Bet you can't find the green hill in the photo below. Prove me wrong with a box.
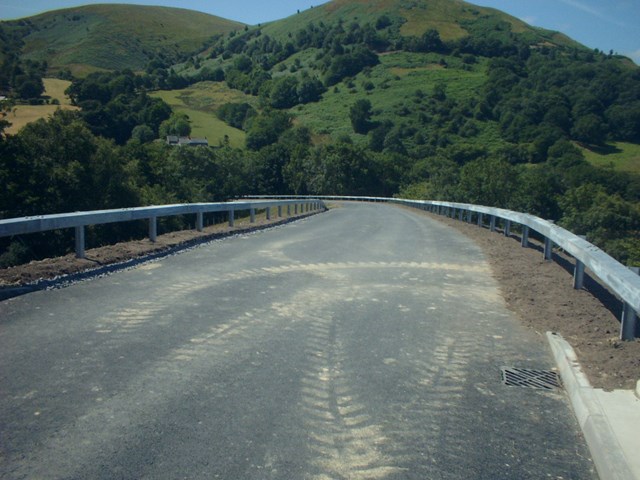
[164,0,591,148]
[261,0,581,47]
[2,4,245,75]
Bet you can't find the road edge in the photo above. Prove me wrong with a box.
[0,211,324,302]
[546,331,636,480]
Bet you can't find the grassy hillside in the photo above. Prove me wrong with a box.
[294,50,488,139]
[150,81,253,148]
[262,0,580,46]
[581,143,640,174]
[5,5,245,75]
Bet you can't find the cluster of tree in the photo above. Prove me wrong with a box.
[0,109,300,266]
[268,73,326,108]
[205,18,393,93]
[485,53,640,149]
[0,23,45,101]
[1,102,639,268]
[337,57,640,167]
[399,140,640,265]
[216,102,256,129]
[65,70,172,144]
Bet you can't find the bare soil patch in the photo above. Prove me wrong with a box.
[418,209,640,391]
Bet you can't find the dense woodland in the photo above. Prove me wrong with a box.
[1,8,639,268]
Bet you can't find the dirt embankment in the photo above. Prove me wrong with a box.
[420,210,640,391]
[0,212,312,288]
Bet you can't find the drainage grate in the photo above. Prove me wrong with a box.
[501,367,562,390]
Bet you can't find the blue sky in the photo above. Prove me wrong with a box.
[1,0,638,63]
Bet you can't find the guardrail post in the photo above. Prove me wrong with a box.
[149,217,157,242]
[521,226,530,247]
[477,213,483,227]
[544,237,553,260]
[266,207,271,220]
[196,212,203,232]
[573,236,587,289]
[490,216,496,232]
[574,260,585,290]
[250,208,256,223]
[504,220,511,237]
[620,267,640,340]
[466,210,472,223]
[458,209,464,221]
[295,204,298,215]
[75,226,85,259]
[287,204,291,216]
[229,210,235,227]
[278,205,283,217]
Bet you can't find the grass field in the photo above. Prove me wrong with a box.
[5,78,78,135]
[41,78,74,106]
[150,82,253,148]
[580,142,640,174]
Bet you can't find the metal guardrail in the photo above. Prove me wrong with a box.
[1,194,638,339]
[249,195,640,340]
[0,199,325,259]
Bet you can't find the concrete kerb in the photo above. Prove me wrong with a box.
[546,332,638,480]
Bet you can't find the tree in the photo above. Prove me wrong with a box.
[420,29,444,52]
[270,76,299,109]
[558,185,640,262]
[571,113,606,145]
[457,157,519,207]
[376,15,392,30]
[297,75,326,104]
[606,103,640,142]
[303,143,380,195]
[350,99,374,134]
[130,125,155,144]
[217,103,256,130]
[245,110,292,150]
[14,77,44,100]
[159,113,191,138]
[324,46,379,86]
[512,165,563,220]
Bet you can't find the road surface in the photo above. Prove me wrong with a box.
[0,202,596,479]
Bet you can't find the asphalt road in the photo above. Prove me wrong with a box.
[0,202,597,479]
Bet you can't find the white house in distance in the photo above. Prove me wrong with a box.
[166,135,209,147]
